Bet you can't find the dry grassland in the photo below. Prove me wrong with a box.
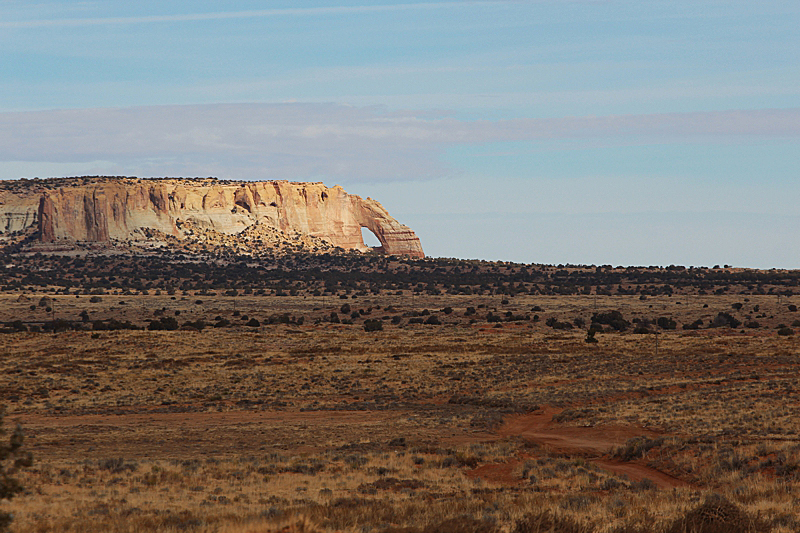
[1,290,799,533]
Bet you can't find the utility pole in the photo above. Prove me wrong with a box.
[655,327,659,358]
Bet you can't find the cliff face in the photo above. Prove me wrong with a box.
[0,178,424,258]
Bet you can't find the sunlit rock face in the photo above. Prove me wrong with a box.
[0,177,424,258]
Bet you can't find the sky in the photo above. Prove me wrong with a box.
[2,1,799,267]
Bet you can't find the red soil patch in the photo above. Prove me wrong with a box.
[497,408,659,455]
[466,459,523,485]
[494,407,689,489]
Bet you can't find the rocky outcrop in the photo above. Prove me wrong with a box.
[0,177,424,258]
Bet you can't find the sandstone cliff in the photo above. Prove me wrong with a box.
[0,177,424,258]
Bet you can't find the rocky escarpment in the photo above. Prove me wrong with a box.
[0,177,424,258]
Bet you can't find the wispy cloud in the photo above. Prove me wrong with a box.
[0,103,797,181]
[1,2,514,29]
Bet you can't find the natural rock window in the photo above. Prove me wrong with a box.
[361,227,381,248]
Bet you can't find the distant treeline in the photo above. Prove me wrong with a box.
[1,252,798,296]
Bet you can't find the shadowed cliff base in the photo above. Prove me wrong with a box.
[0,176,424,259]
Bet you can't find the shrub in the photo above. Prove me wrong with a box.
[591,310,630,332]
[2,321,27,333]
[98,458,137,474]
[630,478,657,491]
[613,436,664,461]
[92,319,140,331]
[656,316,677,330]
[664,494,769,533]
[546,317,573,330]
[424,315,441,325]
[710,312,741,329]
[246,318,261,327]
[42,319,75,333]
[182,320,206,331]
[683,319,704,330]
[777,327,794,336]
[363,319,383,332]
[147,316,179,331]
[1,407,33,532]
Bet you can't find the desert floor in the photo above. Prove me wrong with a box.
[1,288,799,532]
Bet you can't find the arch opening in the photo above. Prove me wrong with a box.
[361,226,382,249]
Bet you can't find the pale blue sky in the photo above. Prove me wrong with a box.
[2,1,799,266]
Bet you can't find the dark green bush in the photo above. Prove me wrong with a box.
[1,407,33,532]
[656,316,677,330]
[591,310,630,332]
[92,319,140,331]
[182,320,206,331]
[147,316,179,331]
[363,319,383,332]
[710,312,741,328]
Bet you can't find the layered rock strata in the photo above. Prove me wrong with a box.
[0,177,424,258]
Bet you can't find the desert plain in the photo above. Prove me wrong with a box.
[1,253,799,532]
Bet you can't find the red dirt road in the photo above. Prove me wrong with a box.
[16,406,690,488]
[495,407,690,488]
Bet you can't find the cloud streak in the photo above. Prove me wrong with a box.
[1,2,515,29]
[1,104,798,181]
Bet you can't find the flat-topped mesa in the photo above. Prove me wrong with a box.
[0,177,425,258]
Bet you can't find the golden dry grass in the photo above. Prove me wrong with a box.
[2,291,799,532]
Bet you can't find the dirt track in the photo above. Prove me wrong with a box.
[17,405,690,488]
[495,408,690,488]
